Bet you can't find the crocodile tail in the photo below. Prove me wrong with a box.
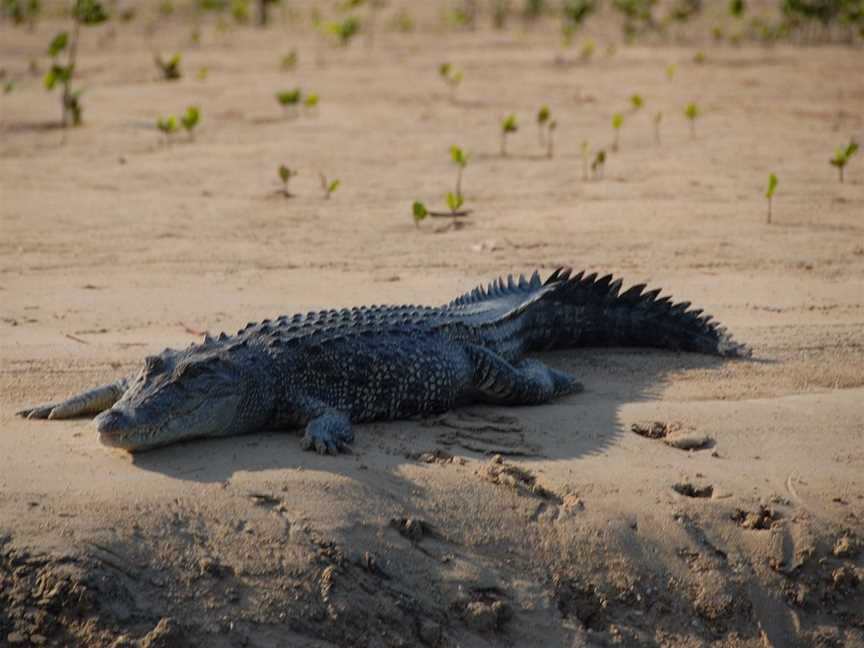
[521,268,750,358]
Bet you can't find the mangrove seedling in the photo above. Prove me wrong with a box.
[580,141,592,180]
[43,0,109,127]
[630,94,644,111]
[611,113,624,151]
[830,139,859,183]
[155,52,182,81]
[450,145,469,197]
[665,63,677,80]
[281,49,298,70]
[412,200,428,227]
[278,164,298,197]
[156,115,178,143]
[500,114,518,156]
[684,102,701,139]
[326,16,360,46]
[546,120,557,158]
[765,172,777,224]
[536,105,550,146]
[180,105,200,139]
[276,88,302,117]
[319,173,340,199]
[438,63,464,102]
[579,39,596,62]
[304,92,319,112]
[196,66,209,81]
[693,50,706,64]
[591,149,606,179]
[653,111,662,145]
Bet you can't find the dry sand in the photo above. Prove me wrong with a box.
[1,5,863,647]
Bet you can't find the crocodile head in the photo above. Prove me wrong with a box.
[94,349,245,452]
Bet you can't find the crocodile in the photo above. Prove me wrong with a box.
[17,268,749,453]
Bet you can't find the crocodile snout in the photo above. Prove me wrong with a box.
[94,408,131,447]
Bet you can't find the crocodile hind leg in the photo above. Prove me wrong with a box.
[467,345,582,405]
[299,409,354,455]
[16,378,129,420]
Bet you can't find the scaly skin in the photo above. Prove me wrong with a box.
[17,268,749,453]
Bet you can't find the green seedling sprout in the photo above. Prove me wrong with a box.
[765,173,777,224]
[591,149,606,179]
[43,0,108,127]
[326,16,360,46]
[830,139,859,183]
[653,111,662,145]
[281,49,298,70]
[278,164,298,197]
[438,63,464,102]
[500,114,518,156]
[579,39,596,62]
[4,80,15,94]
[155,52,182,80]
[304,92,319,112]
[156,114,178,143]
[684,102,701,139]
[180,105,200,139]
[196,66,209,81]
[319,173,341,199]
[537,105,550,146]
[665,63,676,80]
[630,94,644,111]
[693,50,706,64]
[450,145,469,198]
[276,88,302,117]
[412,200,428,227]
[611,113,624,151]
[580,141,592,180]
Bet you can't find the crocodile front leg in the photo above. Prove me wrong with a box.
[16,378,129,420]
[299,408,354,455]
[467,345,582,405]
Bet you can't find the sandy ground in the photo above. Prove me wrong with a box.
[1,5,864,647]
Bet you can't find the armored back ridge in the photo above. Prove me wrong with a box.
[18,268,748,453]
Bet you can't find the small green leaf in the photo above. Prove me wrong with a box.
[684,102,701,121]
[304,93,319,108]
[278,164,296,183]
[48,32,69,57]
[450,145,468,167]
[328,179,341,193]
[665,63,677,80]
[181,105,200,131]
[412,201,428,223]
[765,173,777,199]
[537,105,550,125]
[446,192,463,212]
[501,114,518,134]
[612,113,624,130]
[276,88,302,105]
[630,94,644,110]
[74,0,109,24]
[156,115,178,134]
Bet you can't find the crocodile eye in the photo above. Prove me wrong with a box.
[174,362,209,380]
